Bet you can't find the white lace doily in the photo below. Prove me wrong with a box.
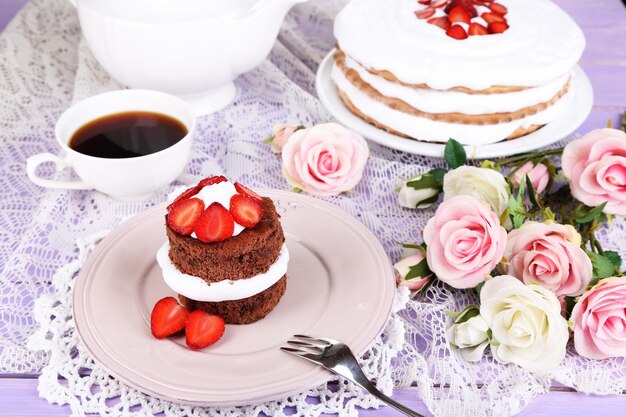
[0,0,624,416]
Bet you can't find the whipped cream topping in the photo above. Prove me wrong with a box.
[189,181,245,238]
[157,242,290,302]
[332,64,573,145]
[334,0,585,90]
[342,54,570,115]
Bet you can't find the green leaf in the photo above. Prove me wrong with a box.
[428,168,448,182]
[509,178,527,229]
[295,125,306,131]
[586,251,615,280]
[564,296,577,320]
[543,207,556,222]
[475,281,486,296]
[406,174,439,191]
[455,305,481,324]
[575,202,608,224]
[415,193,440,208]
[405,258,432,281]
[525,175,540,208]
[444,138,467,169]
[480,160,496,170]
[605,251,622,269]
[263,136,275,143]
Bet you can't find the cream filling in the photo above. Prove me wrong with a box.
[343,54,570,115]
[332,63,572,145]
[156,242,289,302]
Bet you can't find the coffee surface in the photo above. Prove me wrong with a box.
[69,111,187,158]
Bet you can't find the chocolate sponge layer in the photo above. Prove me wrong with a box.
[166,197,285,282]
[179,275,287,324]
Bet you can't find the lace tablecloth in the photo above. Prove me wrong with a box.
[1,0,625,416]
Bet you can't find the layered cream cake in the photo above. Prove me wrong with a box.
[156,177,289,324]
[331,0,585,145]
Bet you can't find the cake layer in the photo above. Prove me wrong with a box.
[157,242,289,301]
[179,275,287,324]
[336,50,571,116]
[334,65,572,144]
[334,0,585,90]
[166,197,284,282]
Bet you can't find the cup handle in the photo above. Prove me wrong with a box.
[26,153,92,190]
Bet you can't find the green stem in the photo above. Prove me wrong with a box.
[495,148,564,167]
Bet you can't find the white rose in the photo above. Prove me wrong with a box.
[397,174,440,209]
[480,275,568,374]
[443,166,510,227]
[446,314,490,362]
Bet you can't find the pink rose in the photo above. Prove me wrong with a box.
[562,128,626,215]
[423,195,507,289]
[281,123,369,196]
[502,222,592,297]
[570,277,626,360]
[393,253,432,291]
[509,161,549,193]
[270,124,298,153]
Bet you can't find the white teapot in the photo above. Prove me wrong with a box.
[71,0,307,114]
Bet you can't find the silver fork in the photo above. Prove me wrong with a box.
[281,334,424,417]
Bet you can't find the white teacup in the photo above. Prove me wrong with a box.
[26,89,195,200]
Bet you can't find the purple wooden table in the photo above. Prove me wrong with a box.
[1,0,625,415]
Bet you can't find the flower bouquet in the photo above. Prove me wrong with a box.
[395,128,626,373]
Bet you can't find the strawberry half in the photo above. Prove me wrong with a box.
[167,197,205,235]
[448,6,471,25]
[417,0,431,4]
[150,297,190,339]
[444,0,477,17]
[194,202,235,243]
[481,12,506,24]
[230,194,264,228]
[185,310,225,350]
[431,0,448,8]
[427,16,451,31]
[415,7,435,20]
[234,182,262,202]
[167,185,200,212]
[468,22,488,36]
[489,2,508,15]
[488,21,509,34]
[427,16,450,30]
[446,24,468,40]
[198,175,228,188]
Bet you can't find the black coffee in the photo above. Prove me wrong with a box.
[69,111,188,158]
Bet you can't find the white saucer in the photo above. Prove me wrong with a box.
[315,50,593,159]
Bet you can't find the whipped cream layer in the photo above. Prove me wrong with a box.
[188,181,245,238]
[334,0,585,90]
[157,242,289,302]
[332,64,572,145]
[343,54,570,115]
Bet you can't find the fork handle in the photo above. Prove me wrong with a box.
[356,380,424,417]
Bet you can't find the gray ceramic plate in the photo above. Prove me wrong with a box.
[73,189,396,407]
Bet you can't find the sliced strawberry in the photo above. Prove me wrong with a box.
[417,0,431,4]
[481,12,506,23]
[444,0,477,17]
[488,21,509,34]
[198,175,228,188]
[151,297,190,339]
[167,198,204,235]
[446,24,468,40]
[415,7,435,19]
[194,202,235,243]
[427,16,451,31]
[185,310,225,350]
[448,6,471,24]
[234,182,262,202]
[167,185,200,212]
[431,0,448,8]
[230,194,264,228]
[489,2,507,15]
[468,22,488,36]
